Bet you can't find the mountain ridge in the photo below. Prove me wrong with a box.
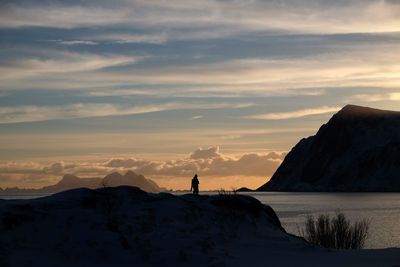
[1,171,165,193]
[258,104,400,192]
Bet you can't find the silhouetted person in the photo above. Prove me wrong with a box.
[191,174,199,195]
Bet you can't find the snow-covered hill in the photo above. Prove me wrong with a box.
[258,105,400,192]
[0,186,398,266]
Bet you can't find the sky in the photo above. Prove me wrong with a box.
[1,0,400,190]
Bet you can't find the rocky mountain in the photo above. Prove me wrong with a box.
[40,174,102,193]
[1,171,164,193]
[258,105,400,192]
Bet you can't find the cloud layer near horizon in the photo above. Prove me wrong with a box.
[0,146,285,190]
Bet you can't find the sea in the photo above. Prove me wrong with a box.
[243,192,400,249]
[1,191,399,249]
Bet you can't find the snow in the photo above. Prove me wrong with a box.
[0,186,398,266]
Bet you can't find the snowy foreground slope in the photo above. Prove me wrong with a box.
[0,187,399,267]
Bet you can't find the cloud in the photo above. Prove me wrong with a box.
[348,92,400,102]
[90,51,400,89]
[80,87,325,99]
[2,0,400,35]
[43,162,65,174]
[189,115,203,120]
[190,146,220,159]
[0,5,129,29]
[103,146,286,177]
[0,173,58,188]
[0,160,110,188]
[106,158,150,168]
[85,89,159,97]
[0,147,287,189]
[56,40,98,45]
[0,128,314,163]
[0,102,254,123]
[0,103,170,123]
[94,33,167,44]
[0,161,46,175]
[0,51,140,82]
[5,44,400,96]
[247,106,342,120]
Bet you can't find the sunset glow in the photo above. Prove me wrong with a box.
[1,0,400,190]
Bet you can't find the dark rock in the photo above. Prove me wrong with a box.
[236,187,253,192]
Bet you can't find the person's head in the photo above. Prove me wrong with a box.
[194,174,198,178]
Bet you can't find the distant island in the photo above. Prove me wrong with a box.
[258,104,400,192]
[236,187,253,192]
[0,171,165,193]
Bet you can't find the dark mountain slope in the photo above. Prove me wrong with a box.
[258,105,400,191]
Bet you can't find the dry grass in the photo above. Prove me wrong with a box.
[300,212,369,249]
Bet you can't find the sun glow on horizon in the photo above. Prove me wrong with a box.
[0,147,281,190]
[2,0,400,189]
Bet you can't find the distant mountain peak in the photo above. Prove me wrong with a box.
[258,105,400,192]
[125,170,139,177]
[2,171,164,193]
[104,172,123,179]
[335,104,400,119]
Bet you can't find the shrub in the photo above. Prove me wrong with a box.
[300,212,369,249]
[217,188,237,195]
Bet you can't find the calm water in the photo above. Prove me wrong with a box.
[244,192,400,249]
[1,191,399,249]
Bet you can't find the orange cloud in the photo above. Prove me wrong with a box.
[104,146,285,178]
[0,147,286,190]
